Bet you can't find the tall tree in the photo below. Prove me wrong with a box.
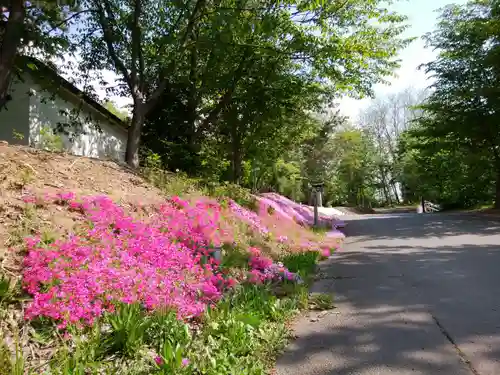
[78,0,410,168]
[77,0,213,167]
[415,0,500,207]
[359,87,427,204]
[0,1,24,108]
[0,2,77,109]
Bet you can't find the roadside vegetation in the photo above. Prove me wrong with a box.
[0,145,341,374]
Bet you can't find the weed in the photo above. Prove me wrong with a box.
[0,274,12,303]
[39,127,64,153]
[0,331,26,375]
[10,166,35,190]
[7,204,38,247]
[220,244,249,269]
[0,275,22,305]
[0,335,12,374]
[206,182,258,212]
[141,152,202,196]
[308,293,334,311]
[281,252,320,280]
[12,129,25,141]
[104,303,151,357]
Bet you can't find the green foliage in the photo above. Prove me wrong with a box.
[42,281,314,375]
[206,182,258,211]
[104,303,152,357]
[0,335,12,375]
[11,129,25,141]
[220,244,250,269]
[78,0,410,168]
[187,284,299,374]
[141,151,203,197]
[0,332,26,375]
[308,293,334,311]
[0,275,23,306]
[0,274,13,303]
[396,0,500,208]
[38,126,64,153]
[103,101,129,122]
[323,127,378,207]
[281,252,320,280]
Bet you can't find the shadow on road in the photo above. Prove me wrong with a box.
[277,213,500,375]
[343,212,500,241]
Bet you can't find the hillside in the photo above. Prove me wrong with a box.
[0,144,344,374]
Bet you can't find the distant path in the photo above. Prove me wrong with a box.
[372,206,417,214]
[276,212,500,375]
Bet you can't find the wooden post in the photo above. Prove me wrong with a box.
[421,196,425,214]
[311,181,324,227]
[314,189,319,227]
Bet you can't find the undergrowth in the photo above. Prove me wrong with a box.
[1,250,333,374]
[141,152,258,211]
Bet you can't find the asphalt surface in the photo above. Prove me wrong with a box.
[276,212,500,375]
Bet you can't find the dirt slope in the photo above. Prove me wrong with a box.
[0,143,167,277]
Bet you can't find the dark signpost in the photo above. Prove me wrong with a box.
[311,181,324,227]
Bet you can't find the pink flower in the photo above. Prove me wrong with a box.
[22,193,228,325]
[321,248,331,257]
[154,356,164,366]
[182,358,190,367]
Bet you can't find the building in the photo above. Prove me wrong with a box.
[0,56,128,161]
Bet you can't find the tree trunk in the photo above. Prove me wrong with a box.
[379,167,391,205]
[391,181,400,204]
[230,122,242,184]
[495,169,500,209]
[125,106,145,168]
[0,0,25,109]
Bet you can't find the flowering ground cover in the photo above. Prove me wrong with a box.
[0,144,341,375]
[259,192,346,230]
[20,191,329,325]
[1,190,339,374]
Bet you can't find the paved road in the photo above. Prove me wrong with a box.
[276,212,500,375]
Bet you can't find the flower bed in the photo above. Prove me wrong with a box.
[21,192,311,328]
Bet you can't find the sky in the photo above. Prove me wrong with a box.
[93,0,468,118]
[338,0,468,122]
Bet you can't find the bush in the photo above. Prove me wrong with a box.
[205,182,258,212]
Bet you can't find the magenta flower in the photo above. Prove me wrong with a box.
[154,356,164,366]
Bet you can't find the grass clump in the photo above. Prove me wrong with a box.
[42,284,308,374]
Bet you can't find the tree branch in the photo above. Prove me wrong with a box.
[145,0,208,113]
[199,49,255,133]
[95,0,133,90]
[130,0,141,91]
[44,9,94,35]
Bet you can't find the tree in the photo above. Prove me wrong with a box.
[75,0,213,167]
[328,127,378,207]
[413,0,500,207]
[359,87,428,204]
[0,2,78,109]
[78,0,411,168]
[0,1,24,108]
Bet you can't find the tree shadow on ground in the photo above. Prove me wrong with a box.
[277,214,500,375]
[343,212,500,241]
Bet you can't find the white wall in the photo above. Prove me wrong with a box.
[27,73,127,161]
